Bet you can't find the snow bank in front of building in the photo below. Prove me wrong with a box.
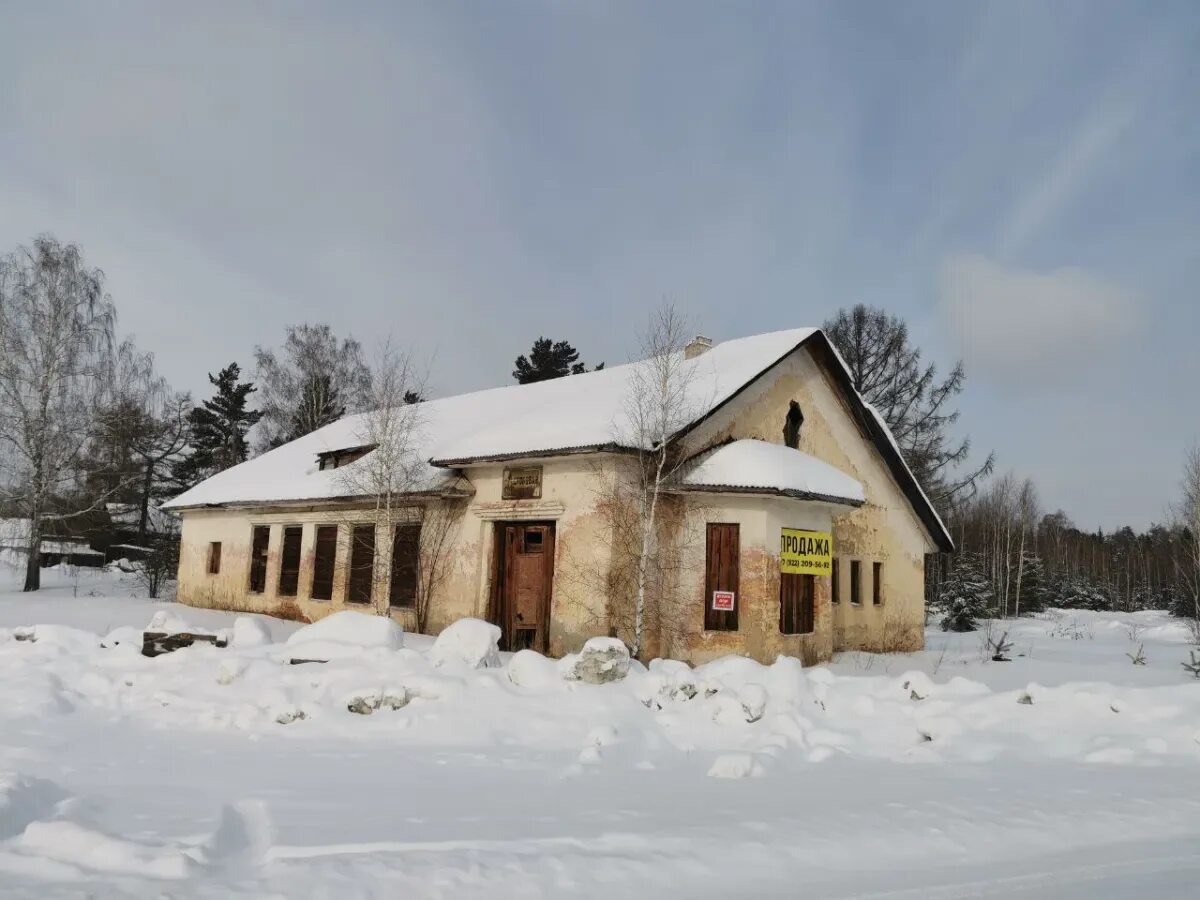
[283,611,404,661]
[2,595,1198,773]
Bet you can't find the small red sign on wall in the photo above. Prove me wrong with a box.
[711,590,735,611]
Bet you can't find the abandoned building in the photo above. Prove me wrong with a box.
[163,328,953,665]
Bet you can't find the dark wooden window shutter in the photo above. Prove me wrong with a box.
[389,523,421,608]
[780,572,815,635]
[831,557,840,604]
[277,526,303,597]
[310,525,338,601]
[873,561,883,605]
[704,523,739,632]
[850,559,861,605]
[347,524,376,605]
[248,526,270,593]
[208,542,222,575]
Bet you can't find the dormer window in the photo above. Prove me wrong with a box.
[783,401,804,449]
[316,444,376,471]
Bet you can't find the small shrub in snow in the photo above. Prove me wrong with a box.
[428,619,501,670]
[1125,644,1147,666]
[739,684,767,723]
[1183,650,1200,679]
[986,629,1013,662]
[566,637,631,684]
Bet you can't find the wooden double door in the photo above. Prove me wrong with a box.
[492,521,555,653]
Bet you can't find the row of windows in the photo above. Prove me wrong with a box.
[830,558,884,607]
[206,522,421,608]
[703,523,884,636]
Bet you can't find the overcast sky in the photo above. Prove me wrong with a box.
[1,1,1196,530]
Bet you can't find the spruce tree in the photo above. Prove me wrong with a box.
[171,363,262,489]
[512,337,602,384]
[938,554,994,632]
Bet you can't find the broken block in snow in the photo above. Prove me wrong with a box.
[567,637,631,684]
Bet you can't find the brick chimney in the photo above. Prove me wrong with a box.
[684,334,713,359]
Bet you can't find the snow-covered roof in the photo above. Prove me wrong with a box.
[161,328,952,552]
[164,329,817,510]
[676,439,865,506]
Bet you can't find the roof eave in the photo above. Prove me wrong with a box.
[430,442,637,468]
[673,483,865,508]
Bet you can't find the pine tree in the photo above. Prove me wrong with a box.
[512,337,602,384]
[171,364,262,489]
[938,554,994,632]
[1017,553,1049,615]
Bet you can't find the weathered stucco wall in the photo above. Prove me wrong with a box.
[683,344,934,652]
[175,455,623,657]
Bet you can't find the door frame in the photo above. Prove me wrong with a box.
[489,520,556,653]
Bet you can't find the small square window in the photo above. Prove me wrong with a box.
[523,529,544,554]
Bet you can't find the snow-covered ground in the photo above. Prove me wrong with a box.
[1,563,1198,898]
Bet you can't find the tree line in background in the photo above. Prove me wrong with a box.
[820,304,1198,632]
[1,234,1196,629]
[0,237,408,592]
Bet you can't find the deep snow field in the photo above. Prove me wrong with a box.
[1,563,1198,899]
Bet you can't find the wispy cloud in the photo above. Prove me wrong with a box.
[996,99,1138,256]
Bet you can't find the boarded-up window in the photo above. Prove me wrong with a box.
[389,524,421,608]
[248,526,270,593]
[850,559,861,605]
[780,572,815,635]
[311,525,338,601]
[704,523,739,632]
[873,561,883,606]
[831,557,840,604]
[347,524,375,605]
[207,542,221,575]
[277,525,303,597]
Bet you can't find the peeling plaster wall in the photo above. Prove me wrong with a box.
[682,345,934,653]
[659,495,837,666]
[175,455,622,657]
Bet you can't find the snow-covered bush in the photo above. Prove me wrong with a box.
[428,618,501,669]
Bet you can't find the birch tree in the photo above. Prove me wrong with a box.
[619,304,703,659]
[254,323,372,450]
[337,346,461,629]
[1174,444,1200,629]
[0,237,116,591]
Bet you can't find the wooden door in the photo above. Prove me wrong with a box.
[493,522,555,652]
